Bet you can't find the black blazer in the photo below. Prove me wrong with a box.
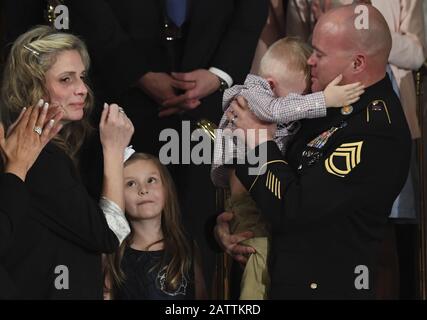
[236,77,411,299]
[0,173,30,299]
[0,144,119,299]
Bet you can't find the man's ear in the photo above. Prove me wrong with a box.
[352,54,366,73]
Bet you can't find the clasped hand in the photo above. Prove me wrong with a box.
[138,70,220,117]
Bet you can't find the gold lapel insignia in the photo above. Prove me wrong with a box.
[366,100,391,124]
[266,170,281,199]
[324,141,363,177]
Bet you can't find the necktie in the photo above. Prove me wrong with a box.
[166,0,188,27]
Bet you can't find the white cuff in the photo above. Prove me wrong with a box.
[209,67,233,88]
[124,145,136,163]
[99,196,131,245]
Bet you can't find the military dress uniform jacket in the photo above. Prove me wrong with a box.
[235,76,411,299]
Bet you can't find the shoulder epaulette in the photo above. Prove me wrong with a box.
[366,100,391,124]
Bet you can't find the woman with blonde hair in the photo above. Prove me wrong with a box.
[0,25,133,299]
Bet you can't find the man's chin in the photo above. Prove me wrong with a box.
[311,77,326,93]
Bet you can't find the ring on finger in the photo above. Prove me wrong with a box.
[33,126,42,136]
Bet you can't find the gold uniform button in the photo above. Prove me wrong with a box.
[310,283,318,289]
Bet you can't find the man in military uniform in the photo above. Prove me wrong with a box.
[215,5,411,299]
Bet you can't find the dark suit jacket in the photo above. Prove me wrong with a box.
[0,0,45,59]
[236,77,411,299]
[66,0,268,123]
[0,173,29,299]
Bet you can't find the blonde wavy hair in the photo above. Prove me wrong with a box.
[105,153,193,297]
[0,25,94,161]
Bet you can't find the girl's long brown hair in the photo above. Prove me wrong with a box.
[105,153,193,296]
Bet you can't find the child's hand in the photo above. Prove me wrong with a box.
[324,74,365,108]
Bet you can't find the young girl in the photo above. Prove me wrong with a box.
[104,153,207,300]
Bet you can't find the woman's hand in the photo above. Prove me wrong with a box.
[0,100,64,181]
[99,103,134,155]
[99,103,134,211]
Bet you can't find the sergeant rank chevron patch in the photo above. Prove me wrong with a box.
[324,141,364,177]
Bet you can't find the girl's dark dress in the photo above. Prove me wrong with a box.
[115,246,195,300]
